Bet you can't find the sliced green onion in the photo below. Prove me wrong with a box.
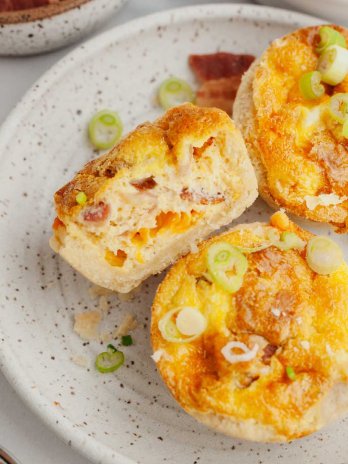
[76,191,87,205]
[285,366,296,381]
[328,93,348,123]
[299,71,325,100]
[121,335,133,346]
[317,45,348,86]
[343,119,348,138]
[306,236,344,275]
[158,307,206,343]
[316,26,346,54]
[158,77,195,110]
[88,109,123,150]
[206,242,248,293]
[95,346,124,374]
[175,307,207,336]
[275,232,306,251]
[107,343,117,353]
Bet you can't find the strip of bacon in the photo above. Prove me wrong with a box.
[189,52,255,83]
[189,52,255,115]
[195,77,242,115]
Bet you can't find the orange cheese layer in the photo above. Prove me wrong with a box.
[131,210,200,246]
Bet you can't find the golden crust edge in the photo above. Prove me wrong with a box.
[189,379,348,442]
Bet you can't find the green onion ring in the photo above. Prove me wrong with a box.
[158,307,206,343]
[206,242,248,293]
[316,26,346,54]
[299,71,325,100]
[95,346,124,374]
[158,77,195,110]
[317,45,348,86]
[306,236,344,275]
[88,109,123,150]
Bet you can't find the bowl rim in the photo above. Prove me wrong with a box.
[0,0,92,25]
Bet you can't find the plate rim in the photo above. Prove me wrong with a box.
[0,4,323,464]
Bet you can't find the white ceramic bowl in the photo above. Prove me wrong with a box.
[0,0,127,56]
[257,0,348,24]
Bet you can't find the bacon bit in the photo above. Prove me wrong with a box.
[262,344,278,364]
[83,201,110,223]
[104,168,116,178]
[130,176,157,191]
[180,187,225,205]
[189,52,255,115]
[196,77,242,115]
[193,137,214,159]
[189,52,255,82]
[52,216,65,230]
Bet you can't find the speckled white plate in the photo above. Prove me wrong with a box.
[1,4,347,464]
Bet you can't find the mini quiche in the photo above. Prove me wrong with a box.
[151,211,348,442]
[51,103,257,293]
[234,25,348,232]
